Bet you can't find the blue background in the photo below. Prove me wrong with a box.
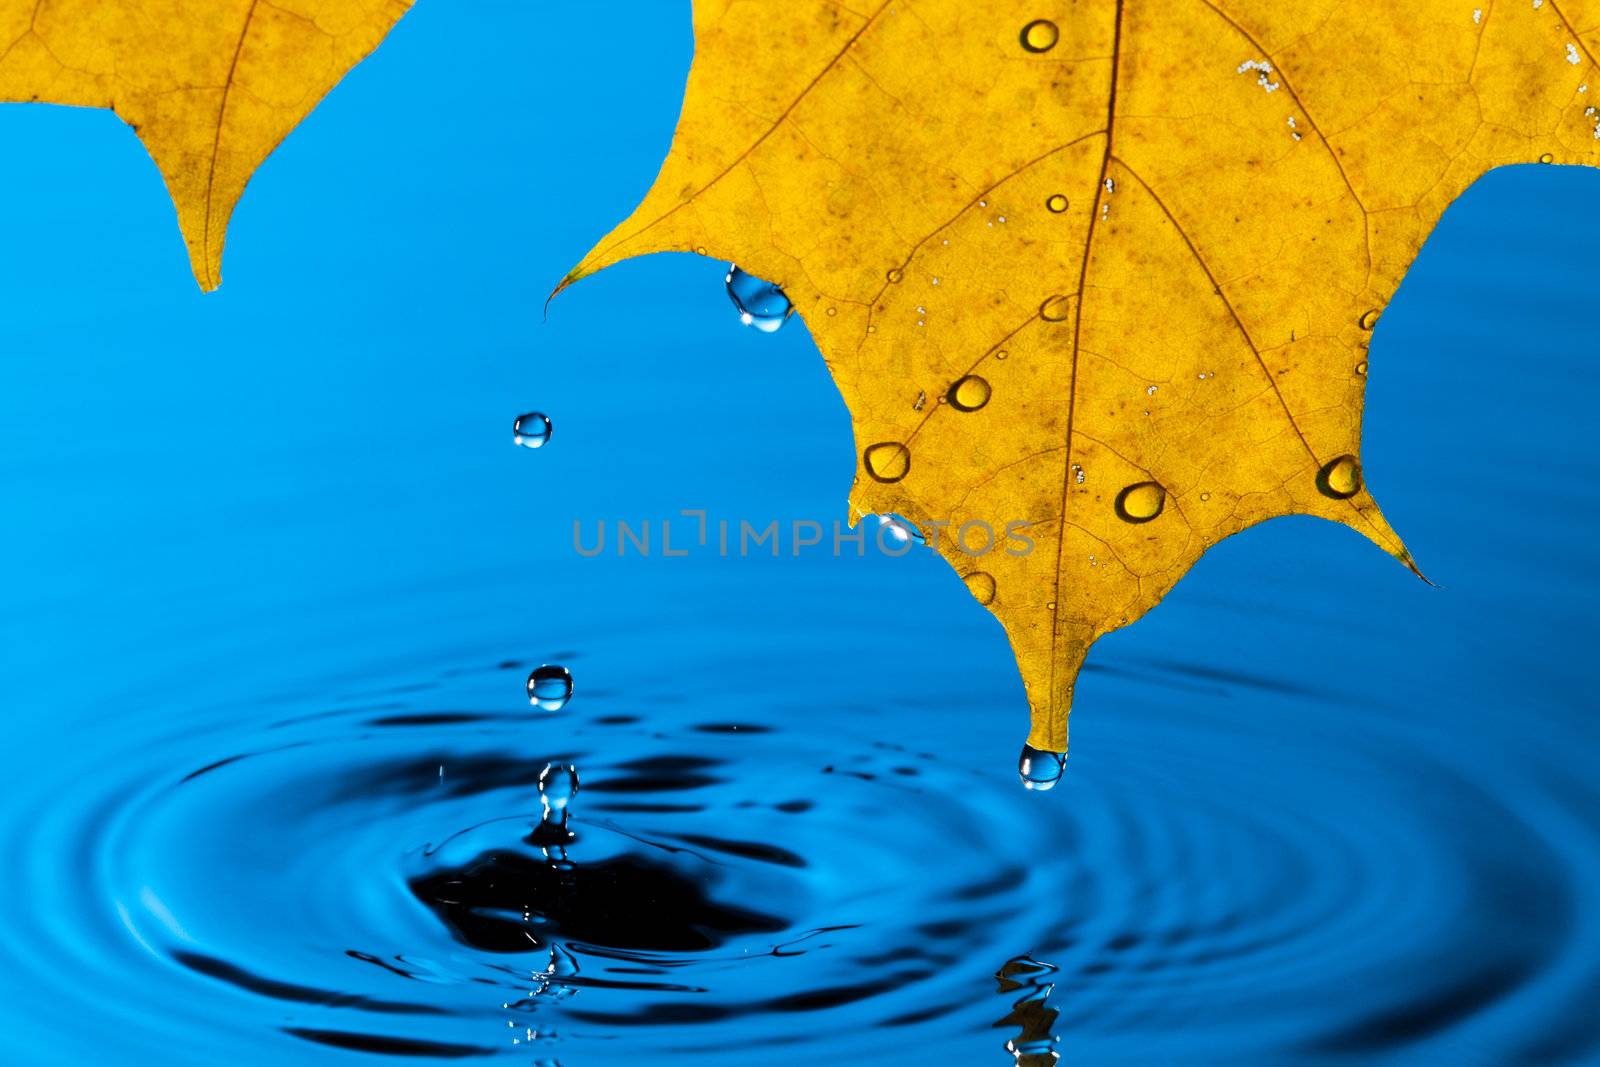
[1,2,1598,1064]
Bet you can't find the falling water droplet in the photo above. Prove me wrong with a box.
[864,441,911,482]
[725,265,793,333]
[538,762,579,817]
[947,374,993,411]
[1040,295,1073,321]
[526,665,573,711]
[964,571,997,605]
[878,513,925,545]
[1316,454,1362,499]
[1046,193,1069,213]
[513,413,553,449]
[1019,19,1060,52]
[1018,744,1066,791]
[1114,481,1166,523]
[1359,308,1381,330]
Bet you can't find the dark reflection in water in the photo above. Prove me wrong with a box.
[994,956,1060,1066]
[410,848,787,953]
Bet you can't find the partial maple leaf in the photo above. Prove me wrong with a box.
[562,1,1600,761]
[0,0,413,289]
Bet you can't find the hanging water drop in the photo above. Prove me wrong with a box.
[864,441,911,482]
[725,265,793,332]
[1019,19,1060,52]
[1018,744,1066,791]
[513,412,553,449]
[1316,454,1362,499]
[1114,481,1166,523]
[947,374,993,412]
[878,513,925,545]
[526,665,573,711]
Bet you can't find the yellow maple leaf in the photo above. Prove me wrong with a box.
[563,1,1600,765]
[0,0,412,289]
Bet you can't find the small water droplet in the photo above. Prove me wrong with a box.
[995,349,1009,360]
[537,758,582,819]
[947,375,992,411]
[1200,492,1211,502]
[1145,384,1158,396]
[1539,152,1555,163]
[694,245,707,255]
[1046,601,1056,610]
[913,389,926,411]
[1358,308,1381,330]
[1071,463,1085,484]
[526,665,573,711]
[864,442,911,482]
[1020,19,1059,53]
[826,306,838,317]
[964,571,997,605]
[1316,454,1362,499]
[878,513,924,545]
[1040,295,1073,321]
[725,265,793,333]
[1114,481,1166,523]
[1018,744,1066,790]
[886,268,904,283]
[1355,360,1368,375]
[513,412,553,449]
[1046,193,1069,213]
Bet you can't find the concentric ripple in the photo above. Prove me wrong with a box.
[2,644,1598,1066]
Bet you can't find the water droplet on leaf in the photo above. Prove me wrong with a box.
[1359,308,1381,330]
[1046,193,1069,213]
[1020,19,1060,53]
[864,442,911,482]
[886,268,904,283]
[1114,481,1166,523]
[1040,295,1073,321]
[513,413,553,449]
[725,265,793,332]
[964,571,997,605]
[527,665,573,711]
[1316,454,1362,499]
[947,375,992,411]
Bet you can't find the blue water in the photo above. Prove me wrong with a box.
[2,3,1598,1064]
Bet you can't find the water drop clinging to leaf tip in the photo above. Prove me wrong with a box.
[1018,744,1066,791]
[725,265,793,332]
